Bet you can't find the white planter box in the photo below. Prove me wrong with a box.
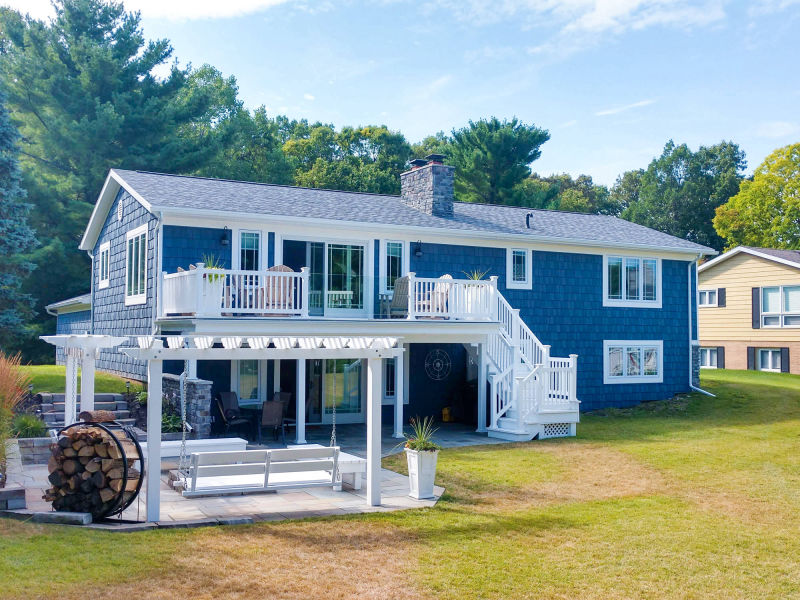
[405,448,439,500]
[200,278,225,316]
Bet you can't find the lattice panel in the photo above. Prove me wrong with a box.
[541,423,571,439]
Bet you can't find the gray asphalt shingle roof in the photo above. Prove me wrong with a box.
[743,247,800,266]
[113,169,712,253]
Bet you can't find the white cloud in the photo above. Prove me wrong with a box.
[595,98,656,116]
[303,93,315,101]
[1,0,294,21]
[755,120,800,139]
[559,119,578,128]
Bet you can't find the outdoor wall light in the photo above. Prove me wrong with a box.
[413,241,423,258]
[221,226,231,246]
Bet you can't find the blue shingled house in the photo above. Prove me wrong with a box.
[47,155,714,441]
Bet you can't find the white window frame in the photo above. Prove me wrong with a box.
[382,357,396,401]
[506,248,532,290]
[700,347,718,369]
[602,255,662,308]
[236,229,262,271]
[758,348,782,372]
[124,224,148,306]
[379,240,409,295]
[603,340,663,384]
[698,289,717,307]
[761,285,800,328]
[97,241,110,290]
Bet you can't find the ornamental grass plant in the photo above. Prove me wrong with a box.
[0,352,31,487]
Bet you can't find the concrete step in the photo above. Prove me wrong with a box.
[487,427,537,442]
[42,410,131,424]
[43,417,137,430]
[52,400,128,411]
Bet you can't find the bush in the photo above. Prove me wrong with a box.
[161,413,183,433]
[0,352,31,486]
[11,414,47,438]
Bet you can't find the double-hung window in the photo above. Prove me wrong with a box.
[380,240,406,295]
[124,225,147,306]
[698,289,717,307]
[604,340,663,384]
[506,248,532,290]
[761,286,800,327]
[97,242,110,290]
[239,231,261,271]
[700,347,717,368]
[603,256,660,307]
[758,348,782,372]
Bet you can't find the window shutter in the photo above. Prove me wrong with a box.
[717,288,726,307]
[747,347,755,370]
[781,347,790,373]
[751,288,761,329]
[717,346,725,369]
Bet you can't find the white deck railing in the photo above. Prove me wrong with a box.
[407,274,495,320]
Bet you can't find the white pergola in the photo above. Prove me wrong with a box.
[40,335,129,425]
[121,335,404,522]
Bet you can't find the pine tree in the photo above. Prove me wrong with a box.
[0,89,37,350]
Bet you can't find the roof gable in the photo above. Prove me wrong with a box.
[698,246,800,273]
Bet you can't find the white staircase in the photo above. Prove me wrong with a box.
[484,290,580,441]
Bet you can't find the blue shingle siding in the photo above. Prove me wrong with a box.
[91,189,157,381]
[162,225,232,273]
[411,242,693,411]
[54,310,92,364]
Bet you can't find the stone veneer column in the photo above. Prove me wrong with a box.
[162,374,214,439]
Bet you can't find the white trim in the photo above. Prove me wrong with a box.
[760,285,800,328]
[379,240,409,295]
[698,288,717,308]
[235,229,262,271]
[124,224,148,306]
[699,347,718,369]
[757,347,782,372]
[505,248,532,290]
[97,241,110,290]
[699,246,800,273]
[602,255,662,309]
[603,340,664,384]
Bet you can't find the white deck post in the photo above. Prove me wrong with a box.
[295,359,306,444]
[146,357,163,523]
[569,354,578,403]
[393,355,404,439]
[64,349,79,425]
[300,267,310,317]
[187,359,198,380]
[477,343,487,433]
[80,350,96,413]
[366,356,382,506]
[407,272,416,320]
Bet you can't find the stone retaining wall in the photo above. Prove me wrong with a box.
[17,437,53,465]
[0,485,26,510]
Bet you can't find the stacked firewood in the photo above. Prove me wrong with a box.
[43,422,141,518]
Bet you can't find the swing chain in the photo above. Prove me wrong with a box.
[329,361,337,447]
[178,360,189,484]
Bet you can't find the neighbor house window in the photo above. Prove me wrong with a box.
[698,289,717,307]
[506,248,532,290]
[97,242,110,290]
[761,285,800,327]
[124,225,147,306]
[604,340,663,384]
[380,241,405,294]
[758,348,781,372]
[383,358,396,399]
[700,347,717,368]
[603,256,660,307]
[240,231,260,271]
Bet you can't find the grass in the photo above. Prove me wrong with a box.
[2,369,800,599]
[20,365,138,395]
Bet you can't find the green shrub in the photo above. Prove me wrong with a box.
[161,413,183,433]
[12,414,47,438]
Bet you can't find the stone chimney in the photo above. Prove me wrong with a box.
[400,154,455,218]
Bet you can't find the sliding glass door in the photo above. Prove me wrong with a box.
[303,241,366,316]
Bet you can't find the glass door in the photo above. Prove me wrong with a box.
[326,244,365,315]
[323,359,364,424]
[307,242,325,316]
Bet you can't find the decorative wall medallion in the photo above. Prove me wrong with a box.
[117,199,123,222]
[424,349,451,381]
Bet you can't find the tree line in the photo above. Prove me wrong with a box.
[0,0,798,361]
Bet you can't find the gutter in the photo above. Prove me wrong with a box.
[688,256,715,397]
[152,211,164,335]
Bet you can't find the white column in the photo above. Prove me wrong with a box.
[295,359,306,444]
[187,359,198,380]
[393,355,404,439]
[64,349,79,425]
[146,358,163,523]
[366,356,383,506]
[80,350,96,413]
[476,343,487,433]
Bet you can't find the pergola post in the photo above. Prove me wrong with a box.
[366,356,382,506]
[393,356,404,439]
[146,358,163,523]
[187,359,198,380]
[295,358,306,444]
[64,349,79,425]
[80,350,96,413]
[476,343,487,433]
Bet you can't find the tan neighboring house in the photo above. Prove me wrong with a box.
[698,246,800,373]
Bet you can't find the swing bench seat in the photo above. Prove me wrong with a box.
[182,446,341,498]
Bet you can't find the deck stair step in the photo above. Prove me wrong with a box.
[51,400,127,411]
[42,409,131,425]
[42,417,137,429]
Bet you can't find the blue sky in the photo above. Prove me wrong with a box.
[7,0,800,184]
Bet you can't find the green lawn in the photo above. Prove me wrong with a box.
[20,365,138,395]
[2,369,799,599]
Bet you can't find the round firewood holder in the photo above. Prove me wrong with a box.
[52,421,145,520]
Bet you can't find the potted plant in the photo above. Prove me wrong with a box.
[403,416,441,500]
[461,268,491,316]
[199,254,226,316]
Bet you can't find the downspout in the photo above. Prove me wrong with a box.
[151,211,164,335]
[688,256,714,396]
[87,249,95,334]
